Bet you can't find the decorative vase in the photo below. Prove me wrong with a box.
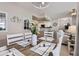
[31,34,37,46]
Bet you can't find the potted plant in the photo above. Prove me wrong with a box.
[31,23,38,46]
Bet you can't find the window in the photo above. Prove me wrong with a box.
[0,13,6,31]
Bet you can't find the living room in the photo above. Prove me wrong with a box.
[0,2,78,56]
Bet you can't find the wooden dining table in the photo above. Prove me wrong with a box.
[7,39,56,56]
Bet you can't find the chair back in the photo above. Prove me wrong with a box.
[53,30,64,56]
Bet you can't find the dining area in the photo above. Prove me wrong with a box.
[0,29,65,56]
[30,30,64,56]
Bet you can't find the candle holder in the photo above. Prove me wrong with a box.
[43,44,45,47]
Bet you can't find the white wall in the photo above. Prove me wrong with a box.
[0,2,32,45]
[0,2,32,33]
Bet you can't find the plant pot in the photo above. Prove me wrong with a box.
[31,34,37,46]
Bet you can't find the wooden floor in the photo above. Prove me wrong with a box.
[7,41,42,56]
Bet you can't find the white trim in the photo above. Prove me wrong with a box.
[74,3,78,56]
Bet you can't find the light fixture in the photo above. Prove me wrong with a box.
[70,9,77,16]
[42,2,44,5]
[32,2,49,9]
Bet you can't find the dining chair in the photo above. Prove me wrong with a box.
[38,31,54,42]
[0,46,10,56]
[53,30,64,56]
[0,46,24,56]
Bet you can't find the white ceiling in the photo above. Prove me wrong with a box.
[15,2,77,18]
